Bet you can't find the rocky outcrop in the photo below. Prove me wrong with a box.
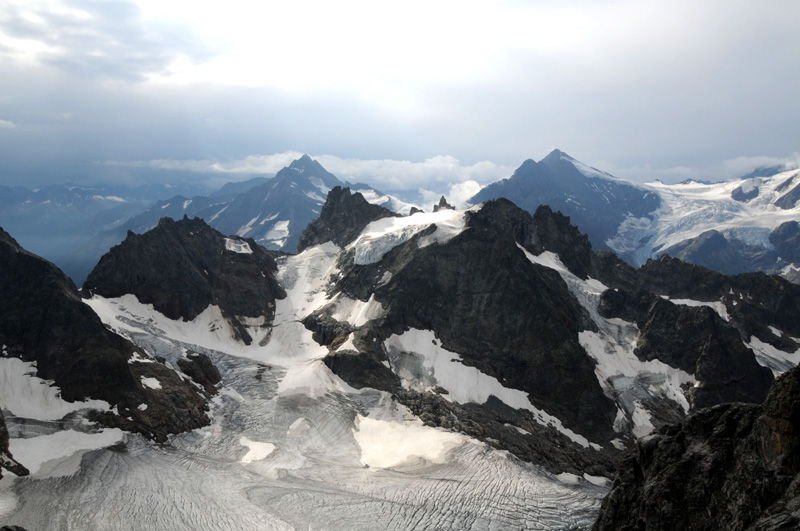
[303,196,622,475]
[432,196,454,212]
[0,227,210,442]
[176,352,222,394]
[662,230,779,275]
[84,216,285,345]
[599,289,774,409]
[594,365,800,531]
[296,186,396,252]
[775,182,800,210]
[771,221,800,264]
[0,410,28,478]
[636,255,800,346]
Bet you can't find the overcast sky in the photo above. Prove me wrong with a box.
[1,0,799,198]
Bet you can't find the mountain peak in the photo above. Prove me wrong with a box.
[288,154,317,172]
[296,186,396,252]
[433,196,455,212]
[540,148,575,167]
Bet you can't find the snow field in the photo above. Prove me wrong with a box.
[224,237,253,254]
[606,168,800,266]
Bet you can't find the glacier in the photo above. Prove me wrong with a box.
[0,239,606,530]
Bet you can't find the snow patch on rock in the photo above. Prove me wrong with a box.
[352,209,467,265]
[385,329,601,450]
[0,358,111,421]
[224,238,253,254]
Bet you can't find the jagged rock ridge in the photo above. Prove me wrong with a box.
[297,186,397,252]
[0,227,211,442]
[296,188,798,477]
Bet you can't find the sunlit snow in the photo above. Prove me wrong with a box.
[385,328,601,450]
[605,168,800,266]
[352,209,467,265]
[0,357,111,421]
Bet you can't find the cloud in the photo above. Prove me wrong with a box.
[0,0,213,81]
[99,152,304,175]
[99,152,515,194]
[720,155,799,179]
[0,118,16,129]
[603,154,800,185]
[315,155,513,193]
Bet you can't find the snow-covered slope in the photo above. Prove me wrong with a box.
[607,169,800,272]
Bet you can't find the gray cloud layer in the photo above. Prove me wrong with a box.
[1,1,798,189]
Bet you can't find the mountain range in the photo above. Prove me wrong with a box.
[1,182,799,529]
[2,151,797,290]
[471,149,800,280]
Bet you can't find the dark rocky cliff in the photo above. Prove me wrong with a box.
[594,365,800,531]
[0,410,28,478]
[84,216,285,345]
[296,186,396,252]
[301,190,797,478]
[0,227,210,442]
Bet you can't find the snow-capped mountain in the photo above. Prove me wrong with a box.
[470,150,800,280]
[75,155,414,288]
[469,149,662,262]
[3,185,798,529]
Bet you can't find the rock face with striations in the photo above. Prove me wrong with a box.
[0,227,210,442]
[84,216,285,345]
[593,364,800,531]
[0,410,28,478]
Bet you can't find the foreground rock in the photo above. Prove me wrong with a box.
[594,364,800,531]
[0,227,210,442]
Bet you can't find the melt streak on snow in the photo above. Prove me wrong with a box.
[0,236,605,529]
